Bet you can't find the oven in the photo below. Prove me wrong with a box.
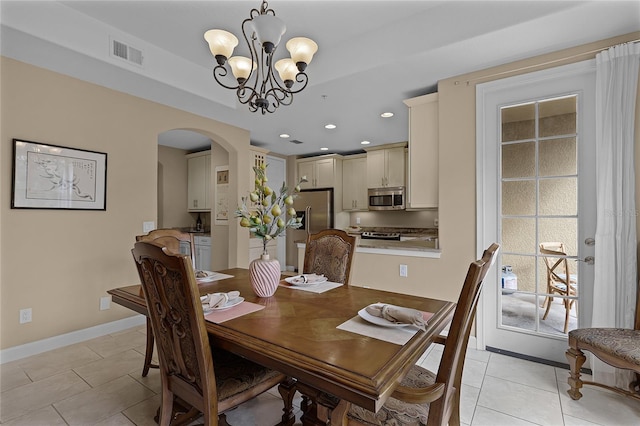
[361,231,401,241]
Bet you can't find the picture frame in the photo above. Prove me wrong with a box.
[215,165,229,225]
[11,139,107,210]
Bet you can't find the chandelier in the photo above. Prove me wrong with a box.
[204,1,318,114]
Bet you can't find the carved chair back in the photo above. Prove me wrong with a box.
[136,228,195,268]
[303,229,356,285]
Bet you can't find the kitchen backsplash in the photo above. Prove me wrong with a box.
[349,210,438,229]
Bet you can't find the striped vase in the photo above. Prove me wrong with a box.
[249,253,280,297]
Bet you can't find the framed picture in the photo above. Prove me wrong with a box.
[11,139,107,210]
[215,165,229,225]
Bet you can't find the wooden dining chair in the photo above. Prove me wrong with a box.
[539,242,578,333]
[566,275,640,402]
[331,243,500,426]
[131,240,292,425]
[136,229,196,377]
[303,229,356,285]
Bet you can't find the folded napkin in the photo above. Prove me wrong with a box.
[202,291,240,309]
[365,303,426,330]
[290,273,325,285]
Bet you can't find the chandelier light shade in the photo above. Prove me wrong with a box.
[204,1,318,114]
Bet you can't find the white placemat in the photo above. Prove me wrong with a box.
[197,272,234,283]
[279,280,343,294]
[336,316,421,345]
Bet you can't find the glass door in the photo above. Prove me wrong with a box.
[477,61,596,363]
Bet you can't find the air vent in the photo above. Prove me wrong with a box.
[111,38,144,67]
[289,139,304,144]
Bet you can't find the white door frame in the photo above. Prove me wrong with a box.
[476,60,597,362]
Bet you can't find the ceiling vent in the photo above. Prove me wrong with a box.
[110,37,144,67]
[289,139,304,144]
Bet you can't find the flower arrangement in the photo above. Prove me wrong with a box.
[236,163,306,256]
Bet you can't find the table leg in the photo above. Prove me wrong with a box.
[296,382,348,426]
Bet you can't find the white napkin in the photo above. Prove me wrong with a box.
[365,303,426,330]
[202,291,240,309]
[290,274,325,285]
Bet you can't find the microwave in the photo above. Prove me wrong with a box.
[368,187,405,210]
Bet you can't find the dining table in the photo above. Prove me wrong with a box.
[108,268,456,425]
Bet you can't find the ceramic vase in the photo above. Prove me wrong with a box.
[249,253,280,297]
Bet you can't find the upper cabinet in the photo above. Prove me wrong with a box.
[297,155,342,189]
[365,143,406,189]
[187,151,211,212]
[403,93,438,209]
[342,155,368,211]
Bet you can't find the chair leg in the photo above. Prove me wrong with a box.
[563,299,571,334]
[277,377,297,426]
[542,296,553,320]
[142,318,158,377]
[566,347,586,400]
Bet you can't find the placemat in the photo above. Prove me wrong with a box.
[336,311,435,345]
[279,280,343,294]
[197,272,234,283]
[204,301,264,323]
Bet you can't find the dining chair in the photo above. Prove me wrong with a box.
[539,242,578,333]
[136,229,196,377]
[566,274,640,402]
[332,243,500,426]
[303,229,356,285]
[131,240,292,425]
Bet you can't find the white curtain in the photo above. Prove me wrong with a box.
[592,42,640,387]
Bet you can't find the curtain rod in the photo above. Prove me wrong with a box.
[457,39,640,86]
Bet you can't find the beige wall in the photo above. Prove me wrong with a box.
[157,145,192,229]
[348,32,640,303]
[0,57,252,349]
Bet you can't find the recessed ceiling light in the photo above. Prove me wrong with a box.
[381,112,394,118]
[360,140,371,145]
[325,124,336,129]
[279,133,290,138]
[320,147,329,151]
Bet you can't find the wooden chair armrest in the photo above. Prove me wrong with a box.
[390,382,445,404]
[432,335,447,346]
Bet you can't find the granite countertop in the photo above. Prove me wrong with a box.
[357,238,438,251]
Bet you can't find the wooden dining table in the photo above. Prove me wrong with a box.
[108,268,456,425]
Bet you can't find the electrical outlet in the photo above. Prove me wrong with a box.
[356,217,361,225]
[434,218,439,227]
[20,308,32,324]
[100,296,111,310]
[143,221,155,233]
[399,264,408,277]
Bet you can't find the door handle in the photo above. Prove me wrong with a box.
[585,238,595,246]
[576,256,595,265]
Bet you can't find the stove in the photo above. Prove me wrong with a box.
[361,231,401,241]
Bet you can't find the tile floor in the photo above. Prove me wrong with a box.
[1,324,639,425]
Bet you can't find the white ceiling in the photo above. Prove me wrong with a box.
[2,1,639,156]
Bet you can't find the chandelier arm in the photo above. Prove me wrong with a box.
[212,65,242,90]
[236,86,259,106]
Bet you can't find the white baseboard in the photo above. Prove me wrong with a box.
[0,315,146,364]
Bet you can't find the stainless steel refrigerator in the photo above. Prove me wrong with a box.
[290,188,334,240]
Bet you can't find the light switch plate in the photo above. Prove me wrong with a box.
[100,296,111,310]
[143,221,155,233]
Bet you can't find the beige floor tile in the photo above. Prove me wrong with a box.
[477,376,563,425]
[461,357,488,388]
[130,368,162,394]
[465,347,491,363]
[0,370,90,422]
[471,406,539,426]
[485,352,558,393]
[85,330,147,358]
[0,405,67,426]
[563,413,603,426]
[93,412,137,426]
[73,349,143,387]
[17,344,102,382]
[0,364,31,392]
[223,392,295,426]
[54,375,155,425]
[121,394,161,426]
[460,383,480,425]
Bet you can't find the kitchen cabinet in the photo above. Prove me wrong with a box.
[403,93,438,209]
[342,155,368,211]
[249,237,278,265]
[194,235,211,271]
[297,156,341,189]
[366,144,406,188]
[187,151,211,212]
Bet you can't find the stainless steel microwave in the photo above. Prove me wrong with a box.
[368,187,405,210]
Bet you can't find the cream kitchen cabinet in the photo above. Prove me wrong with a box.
[187,151,211,212]
[342,155,368,211]
[194,235,211,271]
[297,155,341,189]
[403,93,438,209]
[249,237,279,266]
[366,144,406,189]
